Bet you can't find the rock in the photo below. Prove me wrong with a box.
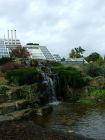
[0,99,32,114]
[36,105,53,116]
[0,108,35,122]
[8,108,35,120]
[6,88,26,101]
[16,99,32,110]
[0,94,8,103]
[90,76,105,89]
[0,101,16,114]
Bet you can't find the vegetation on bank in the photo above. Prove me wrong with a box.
[78,89,105,104]
[0,56,105,105]
[1,46,105,106]
[5,67,42,85]
[52,65,89,88]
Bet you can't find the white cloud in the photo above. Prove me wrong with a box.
[0,0,105,57]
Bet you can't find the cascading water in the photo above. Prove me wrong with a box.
[48,77,57,103]
[41,72,60,105]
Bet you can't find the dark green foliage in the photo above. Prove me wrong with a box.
[100,64,105,77]
[52,66,89,102]
[69,46,85,58]
[22,85,40,105]
[0,85,9,94]
[53,66,88,88]
[85,63,103,77]
[79,89,105,104]
[45,61,62,67]
[61,57,65,61]
[6,67,42,85]
[30,59,38,67]
[85,52,102,63]
[0,57,12,65]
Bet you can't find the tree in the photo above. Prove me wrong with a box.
[69,49,77,58]
[10,47,30,59]
[85,52,102,63]
[69,46,85,58]
[61,57,65,61]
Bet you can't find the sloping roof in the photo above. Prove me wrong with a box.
[65,58,88,64]
[53,54,61,61]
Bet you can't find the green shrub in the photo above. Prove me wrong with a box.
[84,63,103,77]
[0,85,9,94]
[53,66,88,88]
[22,85,39,102]
[6,67,42,85]
[30,59,38,67]
[90,89,105,101]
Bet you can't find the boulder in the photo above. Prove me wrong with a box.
[90,76,105,89]
[36,105,53,116]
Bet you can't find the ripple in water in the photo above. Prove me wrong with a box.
[32,103,105,140]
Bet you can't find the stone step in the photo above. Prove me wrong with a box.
[6,89,25,101]
[9,108,35,119]
[0,99,32,114]
[0,108,34,122]
[0,94,8,103]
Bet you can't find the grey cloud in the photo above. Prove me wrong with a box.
[0,0,105,57]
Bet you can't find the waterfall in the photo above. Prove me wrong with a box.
[48,77,57,103]
[41,72,60,104]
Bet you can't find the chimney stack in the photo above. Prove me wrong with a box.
[11,30,13,44]
[14,30,16,45]
[8,30,9,45]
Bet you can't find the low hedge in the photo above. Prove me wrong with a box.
[53,66,89,88]
[6,67,42,85]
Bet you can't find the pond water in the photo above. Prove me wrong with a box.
[32,103,105,140]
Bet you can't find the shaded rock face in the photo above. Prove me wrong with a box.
[59,83,90,102]
[0,94,8,103]
[90,76,105,89]
[0,85,38,122]
[0,81,55,122]
[36,105,53,116]
[0,85,9,103]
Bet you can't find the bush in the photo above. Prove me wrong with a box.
[53,66,89,88]
[22,85,40,103]
[6,67,42,85]
[30,59,38,67]
[90,89,105,101]
[0,85,9,94]
[1,62,25,73]
[84,63,103,77]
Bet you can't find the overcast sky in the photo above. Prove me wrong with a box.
[0,0,105,57]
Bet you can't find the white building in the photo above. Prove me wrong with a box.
[0,39,9,58]
[0,30,21,58]
[23,43,55,61]
[65,58,88,64]
[0,30,55,61]
[53,54,61,62]
[5,30,21,49]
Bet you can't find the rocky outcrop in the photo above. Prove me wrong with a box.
[0,84,54,122]
[36,105,53,116]
[90,76,105,89]
[0,85,38,122]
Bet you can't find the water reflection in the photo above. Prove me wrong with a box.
[32,103,105,140]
